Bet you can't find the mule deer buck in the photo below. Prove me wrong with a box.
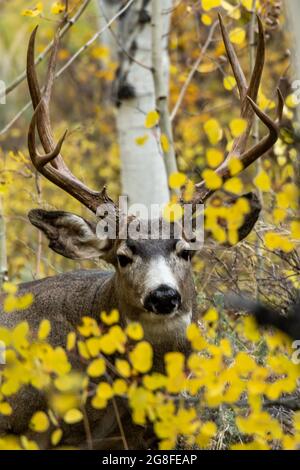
[0,15,283,449]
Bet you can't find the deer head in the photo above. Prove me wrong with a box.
[26,16,282,320]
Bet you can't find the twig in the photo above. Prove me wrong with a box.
[170,21,218,122]
[0,0,136,136]
[0,0,92,101]
[111,396,129,450]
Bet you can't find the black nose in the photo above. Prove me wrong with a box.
[144,284,181,315]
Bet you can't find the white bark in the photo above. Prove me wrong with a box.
[98,0,173,209]
[0,197,8,286]
[151,0,177,181]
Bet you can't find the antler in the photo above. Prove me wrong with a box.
[27,26,116,214]
[188,14,283,207]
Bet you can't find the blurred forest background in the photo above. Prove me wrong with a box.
[0,0,299,313]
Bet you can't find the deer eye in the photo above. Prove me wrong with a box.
[117,254,132,268]
[178,249,191,261]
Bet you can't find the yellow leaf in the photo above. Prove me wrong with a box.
[264,232,294,252]
[202,0,221,11]
[129,341,153,373]
[145,110,159,128]
[51,429,63,446]
[87,358,106,377]
[115,359,131,378]
[201,169,222,190]
[160,134,170,153]
[201,14,212,25]
[223,177,243,194]
[204,119,223,145]
[291,221,300,239]
[229,28,246,45]
[113,379,128,395]
[30,411,49,433]
[229,118,247,137]
[101,309,119,325]
[254,170,271,192]
[22,2,43,17]
[169,172,187,189]
[66,332,76,351]
[206,149,224,168]
[162,202,183,222]
[38,319,51,340]
[63,409,83,424]
[135,135,149,146]
[228,157,243,176]
[286,94,298,109]
[125,322,144,341]
[96,382,114,399]
[2,282,17,295]
[223,75,236,91]
[0,402,12,416]
[51,1,65,15]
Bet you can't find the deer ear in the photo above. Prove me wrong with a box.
[235,192,261,243]
[28,209,112,260]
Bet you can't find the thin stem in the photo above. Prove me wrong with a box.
[170,20,218,121]
[0,0,136,136]
[0,0,92,101]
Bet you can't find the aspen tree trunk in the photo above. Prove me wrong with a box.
[286,0,300,86]
[98,0,173,209]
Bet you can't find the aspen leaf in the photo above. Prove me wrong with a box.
[0,402,12,416]
[22,2,43,17]
[30,412,49,433]
[201,14,212,25]
[113,379,128,395]
[96,382,113,399]
[230,118,247,137]
[223,75,237,91]
[145,110,159,128]
[254,170,271,192]
[101,309,119,325]
[129,341,153,373]
[87,358,106,377]
[125,322,144,341]
[63,409,83,424]
[202,0,221,11]
[224,177,243,194]
[51,2,65,14]
[206,149,224,168]
[169,172,187,189]
[291,221,300,239]
[135,135,149,146]
[286,94,298,109]
[38,319,51,340]
[229,28,246,45]
[228,157,243,176]
[51,429,63,446]
[115,359,131,378]
[204,119,223,145]
[201,169,222,189]
[162,202,183,222]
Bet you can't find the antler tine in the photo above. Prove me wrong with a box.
[188,16,280,207]
[218,13,248,102]
[28,99,68,170]
[27,27,116,214]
